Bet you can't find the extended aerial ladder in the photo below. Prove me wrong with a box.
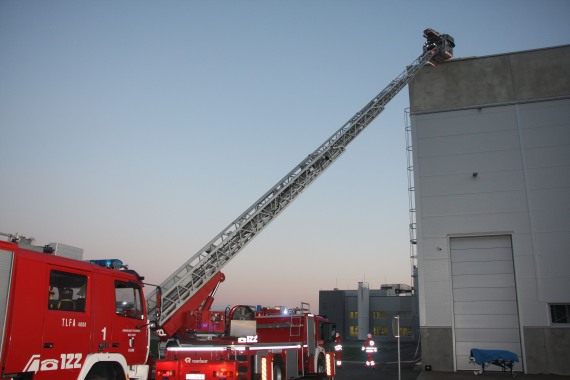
[146,29,455,338]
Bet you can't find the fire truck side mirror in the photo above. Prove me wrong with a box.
[154,286,162,323]
[146,285,162,330]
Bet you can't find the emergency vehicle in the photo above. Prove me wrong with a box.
[0,233,152,380]
[156,304,337,380]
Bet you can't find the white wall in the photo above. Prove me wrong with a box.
[413,98,570,328]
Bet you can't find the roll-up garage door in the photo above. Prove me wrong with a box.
[450,236,522,371]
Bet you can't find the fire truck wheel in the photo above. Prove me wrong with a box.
[273,360,284,380]
[316,355,326,377]
[231,305,255,320]
[85,362,126,380]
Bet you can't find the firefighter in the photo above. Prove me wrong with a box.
[334,332,343,367]
[57,288,75,311]
[362,333,377,368]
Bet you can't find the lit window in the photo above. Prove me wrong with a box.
[349,311,358,319]
[349,325,359,336]
[373,311,388,319]
[373,326,389,336]
[399,327,413,337]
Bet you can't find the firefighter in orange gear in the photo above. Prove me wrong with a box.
[334,332,343,367]
[362,333,377,368]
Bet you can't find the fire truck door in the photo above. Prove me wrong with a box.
[90,277,148,363]
[109,279,149,364]
[307,316,316,357]
[90,273,116,355]
[41,268,90,376]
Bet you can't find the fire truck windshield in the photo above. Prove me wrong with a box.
[115,280,144,320]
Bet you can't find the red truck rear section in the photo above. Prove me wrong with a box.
[155,304,336,380]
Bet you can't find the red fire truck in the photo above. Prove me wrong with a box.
[156,303,337,380]
[0,233,152,380]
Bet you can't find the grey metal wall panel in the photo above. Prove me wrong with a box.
[538,255,570,278]
[522,124,570,148]
[533,231,570,253]
[518,99,569,128]
[421,191,528,217]
[532,209,570,232]
[420,212,532,237]
[454,301,518,315]
[527,166,570,189]
[418,149,523,177]
[455,327,521,343]
[423,259,449,281]
[420,170,525,197]
[455,314,519,329]
[452,273,515,289]
[423,278,452,304]
[452,287,517,302]
[425,302,453,326]
[530,188,570,210]
[512,234,534,256]
[414,107,517,139]
[524,145,570,168]
[542,277,570,302]
[418,130,521,158]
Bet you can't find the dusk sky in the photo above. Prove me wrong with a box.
[1,1,569,310]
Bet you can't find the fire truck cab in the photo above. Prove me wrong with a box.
[0,234,150,380]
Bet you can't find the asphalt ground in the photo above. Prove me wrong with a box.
[330,341,568,380]
[333,341,421,380]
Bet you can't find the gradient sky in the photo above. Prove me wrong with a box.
[1,1,569,310]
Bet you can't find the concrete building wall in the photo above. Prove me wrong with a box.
[409,45,570,112]
[319,290,347,337]
[409,45,570,375]
[319,287,419,343]
[357,282,370,340]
